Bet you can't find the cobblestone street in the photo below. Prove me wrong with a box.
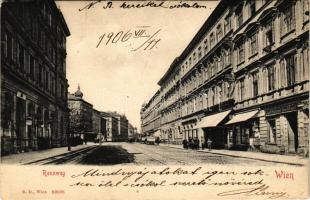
[2,142,306,166]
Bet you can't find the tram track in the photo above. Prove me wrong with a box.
[24,145,98,165]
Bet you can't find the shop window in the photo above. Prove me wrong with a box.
[268,119,277,144]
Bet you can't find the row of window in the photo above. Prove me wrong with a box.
[142,118,161,132]
[236,49,309,102]
[2,32,67,100]
[12,3,67,74]
[180,0,262,80]
[236,3,299,65]
[142,0,308,126]
[41,2,67,48]
[161,80,231,124]
[181,13,231,78]
[152,46,309,124]
[180,52,231,99]
[160,1,264,103]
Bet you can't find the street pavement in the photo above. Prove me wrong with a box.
[113,143,305,166]
[1,142,306,166]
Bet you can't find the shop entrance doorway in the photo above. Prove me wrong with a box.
[286,112,298,153]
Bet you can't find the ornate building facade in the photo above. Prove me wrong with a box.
[101,111,119,142]
[68,86,93,141]
[140,0,309,156]
[1,0,70,155]
[101,111,129,142]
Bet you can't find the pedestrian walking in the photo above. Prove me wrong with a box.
[194,137,199,149]
[182,139,188,149]
[196,138,200,149]
[207,138,212,151]
[189,137,194,149]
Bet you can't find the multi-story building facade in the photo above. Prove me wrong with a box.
[108,112,129,142]
[68,86,93,141]
[1,0,70,155]
[226,0,309,155]
[141,0,309,156]
[100,111,129,142]
[92,109,102,141]
[128,123,138,141]
[101,111,119,142]
[140,90,161,137]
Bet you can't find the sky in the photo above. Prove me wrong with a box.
[56,1,219,131]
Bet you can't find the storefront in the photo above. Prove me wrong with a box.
[161,122,183,145]
[225,110,260,151]
[260,99,309,155]
[181,115,201,145]
[197,110,231,149]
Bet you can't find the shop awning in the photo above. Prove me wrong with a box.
[153,130,161,137]
[197,110,231,128]
[225,110,259,125]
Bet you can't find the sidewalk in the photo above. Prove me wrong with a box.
[159,143,308,166]
[0,144,94,164]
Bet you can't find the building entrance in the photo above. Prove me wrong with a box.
[286,112,298,153]
[203,127,225,149]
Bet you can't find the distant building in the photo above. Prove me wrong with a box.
[68,86,93,141]
[107,112,129,142]
[92,109,101,141]
[1,0,70,155]
[128,123,134,139]
[101,111,119,142]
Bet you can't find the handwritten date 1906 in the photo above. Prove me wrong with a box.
[96,26,161,51]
